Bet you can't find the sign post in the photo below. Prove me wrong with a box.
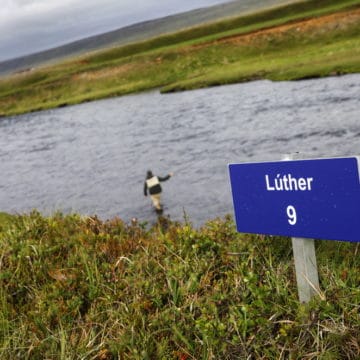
[291,237,319,303]
[228,156,360,302]
[286,154,319,304]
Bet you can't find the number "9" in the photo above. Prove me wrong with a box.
[287,205,297,225]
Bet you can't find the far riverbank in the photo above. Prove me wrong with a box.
[0,0,359,117]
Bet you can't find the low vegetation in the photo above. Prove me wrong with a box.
[0,211,359,359]
[0,0,359,116]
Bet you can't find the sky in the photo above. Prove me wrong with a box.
[0,0,230,62]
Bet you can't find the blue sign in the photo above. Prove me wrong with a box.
[229,157,360,242]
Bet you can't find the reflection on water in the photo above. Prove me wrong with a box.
[0,74,359,226]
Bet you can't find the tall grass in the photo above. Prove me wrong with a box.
[0,211,359,358]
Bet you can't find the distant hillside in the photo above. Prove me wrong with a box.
[1,0,358,117]
[0,0,296,76]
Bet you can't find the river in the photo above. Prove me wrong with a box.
[0,74,359,226]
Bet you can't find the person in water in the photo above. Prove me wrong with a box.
[144,170,173,212]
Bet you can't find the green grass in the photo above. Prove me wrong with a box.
[162,36,360,92]
[67,0,360,66]
[0,0,359,116]
[0,211,359,358]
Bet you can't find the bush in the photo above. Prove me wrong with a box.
[0,212,359,358]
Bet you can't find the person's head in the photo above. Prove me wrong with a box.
[146,170,153,178]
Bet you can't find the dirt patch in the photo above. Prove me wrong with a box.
[193,8,360,48]
[73,63,137,81]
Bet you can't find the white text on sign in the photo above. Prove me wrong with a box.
[265,174,314,191]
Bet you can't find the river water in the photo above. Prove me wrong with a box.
[0,74,359,226]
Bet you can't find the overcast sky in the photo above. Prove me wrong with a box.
[0,0,230,61]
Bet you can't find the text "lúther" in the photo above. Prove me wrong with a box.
[265,174,314,191]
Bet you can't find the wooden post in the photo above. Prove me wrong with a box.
[284,153,320,303]
[291,237,320,303]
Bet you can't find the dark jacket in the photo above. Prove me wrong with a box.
[144,174,171,196]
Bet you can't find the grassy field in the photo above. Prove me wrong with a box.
[0,0,359,117]
[0,211,359,359]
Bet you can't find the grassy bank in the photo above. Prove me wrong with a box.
[0,0,359,117]
[0,211,359,359]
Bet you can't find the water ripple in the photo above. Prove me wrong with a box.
[0,74,359,226]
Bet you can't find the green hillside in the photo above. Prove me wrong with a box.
[0,0,359,117]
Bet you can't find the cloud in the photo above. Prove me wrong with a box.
[0,0,143,34]
[1,0,75,23]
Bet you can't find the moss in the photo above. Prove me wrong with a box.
[0,212,359,358]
